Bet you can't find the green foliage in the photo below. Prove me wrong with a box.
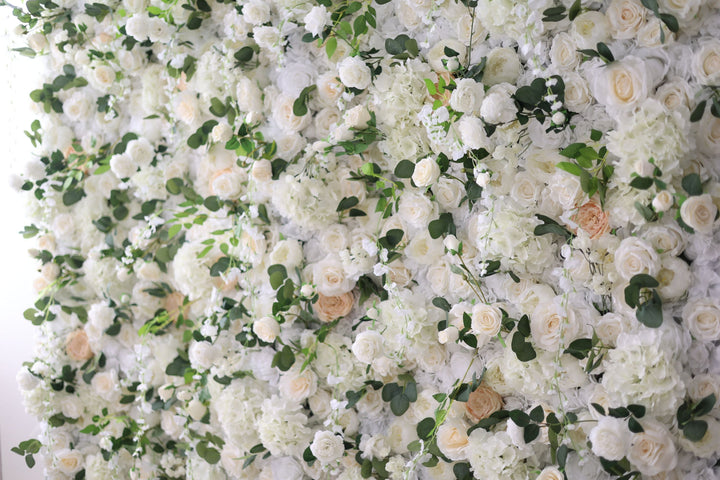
[677,394,716,442]
[556,138,613,206]
[292,85,316,117]
[624,274,663,328]
[11,438,42,468]
[534,214,574,241]
[381,375,417,416]
[578,42,615,63]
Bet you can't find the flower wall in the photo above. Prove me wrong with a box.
[8,0,720,478]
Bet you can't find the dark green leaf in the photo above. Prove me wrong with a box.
[524,423,540,443]
[432,297,451,312]
[63,188,85,206]
[629,176,653,189]
[636,290,663,328]
[693,394,717,417]
[394,159,415,178]
[682,173,702,196]
[417,417,435,440]
[337,196,359,211]
[390,394,410,416]
[683,420,708,442]
[690,100,706,122]
[271,346,295,371]
[209,257,230,277]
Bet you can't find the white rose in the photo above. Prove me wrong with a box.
[175,92,199,125]
[483,48,521,86]
[546,171,583,210]
[338,56,371,90]
[147,16,170,42]
[696,114,720,156]
[537,466,564,480]
[480,84,516,124]
[606,0,646,39]
[92,370,120,402]
[652,190,674,212]
[253,26,279,50]
[436,421,469,461]
[627,419,677,476]
[342,105,370,130]
[655,78,692,111]
[279,368,318,401]
[125,14,149,41]
[406,231,443,265]
[27,32,47,51]
[352,330,384,364]
[571,11,610,49]
[680,194,717,234]
[64,92,91,121]
[251,159,273,182]
[644,224,685,256]
[688,374,720,402]
[589,417,629,461]
[253,316,279,343]
[243,0,270,25]
[683,298,720,341]
[110,153,136,178]
[693,39,720,85]
[269,239,303,267]
[595,312,628,345]
[434,177,463,209]
[56,449,84,475]
[470,304,502,339]
[592,56,651,111]
[613,237,659,281]
[510,171,540,208]
[304,6,330,37]
[210,169,244,200]
[450,78,484,114]
[313,256,354,295]
[273,94,312,133]
[659,0,702,22]
[237,77,264,113]
[531,301,579,351]
[310,431,344,464]
[457,115,489,149]
[211,123,233,143]
[398,191,434,227]
[317,71,343,105]
[188,341,217,370]
[550,33,580,71]
[412,157,440,187]
[315,107,341,137]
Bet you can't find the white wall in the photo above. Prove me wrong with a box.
[1,9,45,480]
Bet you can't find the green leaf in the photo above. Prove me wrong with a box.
[683,420,708,442]
[382,229,404,248]
[524,423,540,443]
[292,85,316,117]
[234,46,254,63]
[394,159,415,178]
[627,404,646,418]
[629,176,653,189]
[271,346,295,371]
[628,417,644,433]
[690,100,706,122]
[556,161,582,177]
[514,85,543,106]
[634,201,656,221]
[682,173,702,196]
[568,0,581,19]
[428,213,455,239]
[453,462,472,480]
[267,264,287,290]
[209,97,226,117]
[636,290,663,328]
[693,394,717,417]
[629,273,660,289]
[658,13,679,33]
[63,188,85,206]
[641,0,659,12]
[511,331,536,362]
[390,394,410,416]
[337,196,359,211]
[209,257,230,277]
[432,297,451,312]
[529,405,545,422]
[596,42,614,62]
[85,2,111,21]
[417,417,435,440]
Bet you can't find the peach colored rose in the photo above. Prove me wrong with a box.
[465,384,504,422]
[573,200,610,239]
[66,330,94,361]
[314,292,355,322]
[164,292,185,323]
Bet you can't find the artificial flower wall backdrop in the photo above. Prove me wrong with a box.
[7,0,720,478]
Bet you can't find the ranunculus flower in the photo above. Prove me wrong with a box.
[314,292,354,322]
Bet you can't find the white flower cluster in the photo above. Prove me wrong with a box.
[8,0,720,479]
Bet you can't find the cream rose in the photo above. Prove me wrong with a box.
[680,194,717,234]
[549,32,580,71]
[412,157,440,188]
[314,292,355,322]
[434,177,464,209]
[693,40,720,85]
[398,191,434,227]
[56,449,84,475]
[589,417,629,461]
[627,419,678,476]
[253,316,280,343]
[606,0,646,39]
[310,431,344,464]
[351,330,384,364]
[470,304,502,339]
[465,384,503,422]
[564,72,592,112]
[436,421,469,461]
[531,301,579,351]
[683,298,720,341]
[273,94,312,133]
[313,256,354,296]
[697,114,720,156]
[613,237,660,281]
[338,56,371,90]
[593,56,650,111]
[66,329,94,361]
[656,256,691,301]
[279,368,318,402]
[537,466,564,480]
